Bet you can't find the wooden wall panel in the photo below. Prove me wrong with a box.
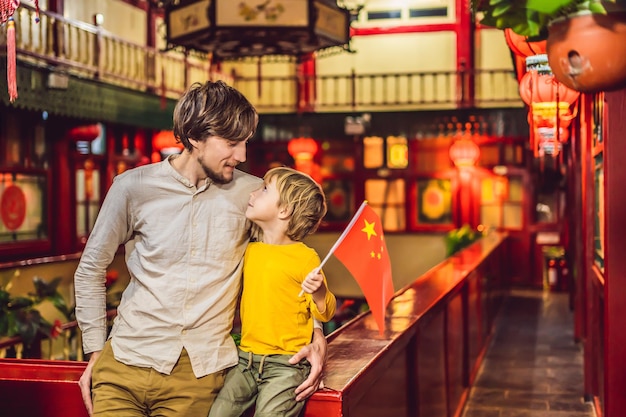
[446,292,466,417]
[416,311,448,417]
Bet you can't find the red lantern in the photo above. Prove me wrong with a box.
[68,124,102,142]
[519,71,580,106]
[504,28,547,57]
[153,130,183,152]
[528,103,573,157]
[449,138,480,168]
[288,137,320,181]
[287,137,318,160]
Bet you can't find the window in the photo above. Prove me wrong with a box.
[363,135,408,170]
[479,175,523,230]
[365,178,405,231]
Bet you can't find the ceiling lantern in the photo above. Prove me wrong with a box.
[449,137,480,168]
[165,0,355,60]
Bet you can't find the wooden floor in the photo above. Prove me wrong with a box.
[462,289,597,417]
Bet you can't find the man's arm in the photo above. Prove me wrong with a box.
[289,327,327,401]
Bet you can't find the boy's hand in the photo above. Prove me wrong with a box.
[301,268,324,294]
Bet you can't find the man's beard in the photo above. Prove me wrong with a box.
[199,158,234,185]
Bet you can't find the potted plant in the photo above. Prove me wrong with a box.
[444,224,482,257]
[0,271,71,357]
[472,0,626,93]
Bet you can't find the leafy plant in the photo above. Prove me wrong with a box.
[445,224,482,256]
[0,271,71,348]
[472,0,612,39]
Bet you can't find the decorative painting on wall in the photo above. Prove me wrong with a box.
[416,178,452,226]
[0,173,47,243]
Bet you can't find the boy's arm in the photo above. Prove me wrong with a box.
[312,285,336,322]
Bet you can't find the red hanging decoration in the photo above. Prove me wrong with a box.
[519,55,580,157]
[0,0,18,24]
[1,0,39,102]
[6,16,16,102]
[2,0,19,102]
[519,71,580,106]
[449,137,480,168]
[504,28,546,58]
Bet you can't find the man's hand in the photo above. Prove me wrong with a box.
[290,328,328,401]
[78,350,101,416]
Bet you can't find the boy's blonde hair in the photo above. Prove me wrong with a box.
[264,166,327,241]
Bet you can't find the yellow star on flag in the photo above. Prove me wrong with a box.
[361,219,377,240]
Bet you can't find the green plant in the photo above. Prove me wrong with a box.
[472,0,613,39]
[0,270,71,348]
[445,224,481,256]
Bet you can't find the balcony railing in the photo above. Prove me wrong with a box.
[2,4,523,113]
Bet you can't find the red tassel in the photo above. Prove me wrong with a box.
[34,0,39,22]
[7,17,17,102]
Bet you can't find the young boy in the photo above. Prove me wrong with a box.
[209,166,336,417]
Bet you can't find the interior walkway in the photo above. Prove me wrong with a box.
[461,289,596,417]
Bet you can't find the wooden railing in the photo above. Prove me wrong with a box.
[0,232,509,417]
[0,310,117,361]
[305,231,509,416]
[2,4,523,113]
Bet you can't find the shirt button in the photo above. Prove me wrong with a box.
[182,329,187,335]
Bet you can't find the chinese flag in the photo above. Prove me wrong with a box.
[332,201,394,335]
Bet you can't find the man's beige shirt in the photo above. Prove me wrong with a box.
[74,155,261,377]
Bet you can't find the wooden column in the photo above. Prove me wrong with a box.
[603,89,626,416]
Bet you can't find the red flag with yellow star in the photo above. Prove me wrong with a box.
[331,201,394,335]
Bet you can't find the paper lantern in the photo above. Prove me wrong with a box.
[449,138,480,168]
[519,71,580,106]
[68,124,102,142]
[153,130,183,151]
[288,137,318,160]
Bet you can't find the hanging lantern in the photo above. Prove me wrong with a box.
[165,0,353,60]
[504,28,547,58]
[519,55,579,158]
[288,137,320,180]
[449,137,480,168]
[519,71,580,107]
[68,124,102,142]
[153,130,183,155]
[287,137,318,161]
[530,102,572,157]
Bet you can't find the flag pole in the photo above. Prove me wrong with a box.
[299,200,368,296]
